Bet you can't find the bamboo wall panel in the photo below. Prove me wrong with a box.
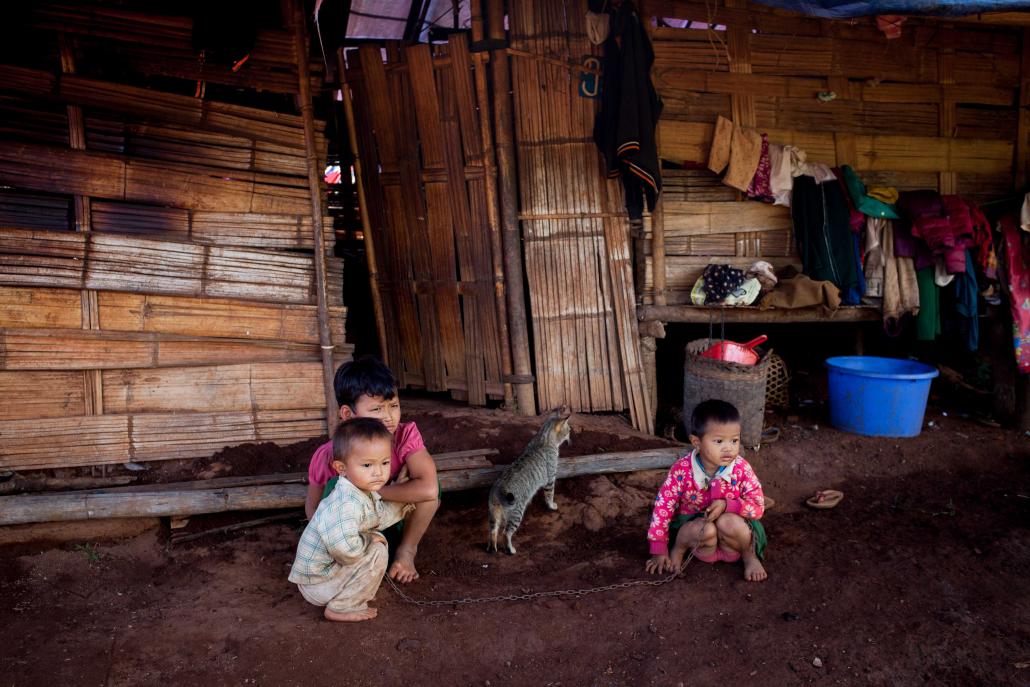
[102,362,325,414]
[96,293,346,344]
[0,0,348,472]
[344,39,506,404]
[510,0,652,430]
[0,329,324,371]
[0,228,342,306]
[0,371,86,420]
[0,409,325,470]
[0,143,310,215]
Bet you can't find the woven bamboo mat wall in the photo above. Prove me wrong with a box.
[342,37,506,405]
[641,0,1026,307]
[510,0,653,433]
[0,1,349,472]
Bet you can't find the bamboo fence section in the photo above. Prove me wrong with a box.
[0,1,348,473]
[639,1,1025,311]
[342,37,507,406]
[508,0,653,432]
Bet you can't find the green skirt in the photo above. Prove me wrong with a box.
[669,513,767,560]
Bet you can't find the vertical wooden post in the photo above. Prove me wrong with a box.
[470,0,516,409]
[487,0,536,415]
[336,48,389,366]
[291,0,339,433]
[60,36,104,420]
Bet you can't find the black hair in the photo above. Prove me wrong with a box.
[690,399,741,437]
[332,417,393,462]
[333,355,398,409]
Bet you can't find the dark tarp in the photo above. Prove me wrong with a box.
[751,0,1030,18]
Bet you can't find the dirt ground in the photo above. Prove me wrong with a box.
[1,397,1028,686]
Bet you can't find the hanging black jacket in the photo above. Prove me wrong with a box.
[593,2,662,220]
[791,175,860,303]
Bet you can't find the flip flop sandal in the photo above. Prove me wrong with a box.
[760,427,781,444]
[806,490,844,510]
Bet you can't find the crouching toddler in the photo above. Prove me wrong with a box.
[289,418,413,621]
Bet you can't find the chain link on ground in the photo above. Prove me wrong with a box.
[384,548,699,607]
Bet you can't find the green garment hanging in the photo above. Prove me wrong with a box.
[915,267,940,341]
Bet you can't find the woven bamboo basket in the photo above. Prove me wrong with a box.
[765,353,791,409]
[683,339,770,449]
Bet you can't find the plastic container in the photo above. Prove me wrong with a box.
[825,356,939,437]
[700,335,768,365]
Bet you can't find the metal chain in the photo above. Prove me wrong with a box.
[385,548,699,607]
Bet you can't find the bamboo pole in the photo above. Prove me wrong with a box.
[337,48,389,365]
[470,0,515,410]
[487,0,536,416]
[290,0,338,434]
[59,36,104,419]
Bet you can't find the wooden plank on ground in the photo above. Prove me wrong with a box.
[0,447,684,524]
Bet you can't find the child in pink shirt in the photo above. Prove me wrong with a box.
[645,399,768,582]
[305,356,438,584]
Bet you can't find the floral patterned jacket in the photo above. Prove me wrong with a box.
[647,450,765,556]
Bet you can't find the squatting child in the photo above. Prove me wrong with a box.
[304,356,439,584]
[645,399,768,582]
[289,418,413,622]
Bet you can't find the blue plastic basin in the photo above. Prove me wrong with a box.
[825,356,939,437]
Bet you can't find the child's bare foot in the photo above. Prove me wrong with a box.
[743,554,768,582]
[388,547,420,583]
[324,606,378,622]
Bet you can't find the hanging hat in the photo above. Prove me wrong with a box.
[841,165,900,219]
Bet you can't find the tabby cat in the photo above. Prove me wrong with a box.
[487,406,572,554]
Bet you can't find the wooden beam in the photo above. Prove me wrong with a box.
[488,0,537,416]
[0,447,684,525]
[1018,28,1030,189]
[637,304,881,323]
[290,0,338,435]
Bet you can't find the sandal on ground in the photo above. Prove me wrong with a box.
[805,489,844,510]
[761,427,781,444]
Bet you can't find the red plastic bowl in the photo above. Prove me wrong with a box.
[700,335,768,365]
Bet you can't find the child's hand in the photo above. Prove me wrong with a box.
[705,499,727,522]
[645,555,673,575]
[395,465,410,484]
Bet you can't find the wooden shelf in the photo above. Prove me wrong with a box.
[637,304,881,324]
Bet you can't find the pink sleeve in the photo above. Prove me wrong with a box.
[394,422,426,463]
[307,441,335,486]
[723,460,765,519]
[646,456,690,556]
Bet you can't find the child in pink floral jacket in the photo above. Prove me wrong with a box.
[645,400,768,582]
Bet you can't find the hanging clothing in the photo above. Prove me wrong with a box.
[707,115,762,192]
[746,133,774,202]
[953,249,979,352]
[914,266,941,341]
[594,2,662,220]
[840,166,899,219]
[768,143,794,207]
[1000,216,1030,372]
[862,217,886,303]
[882,220,920,334]
[791,175,860,304]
